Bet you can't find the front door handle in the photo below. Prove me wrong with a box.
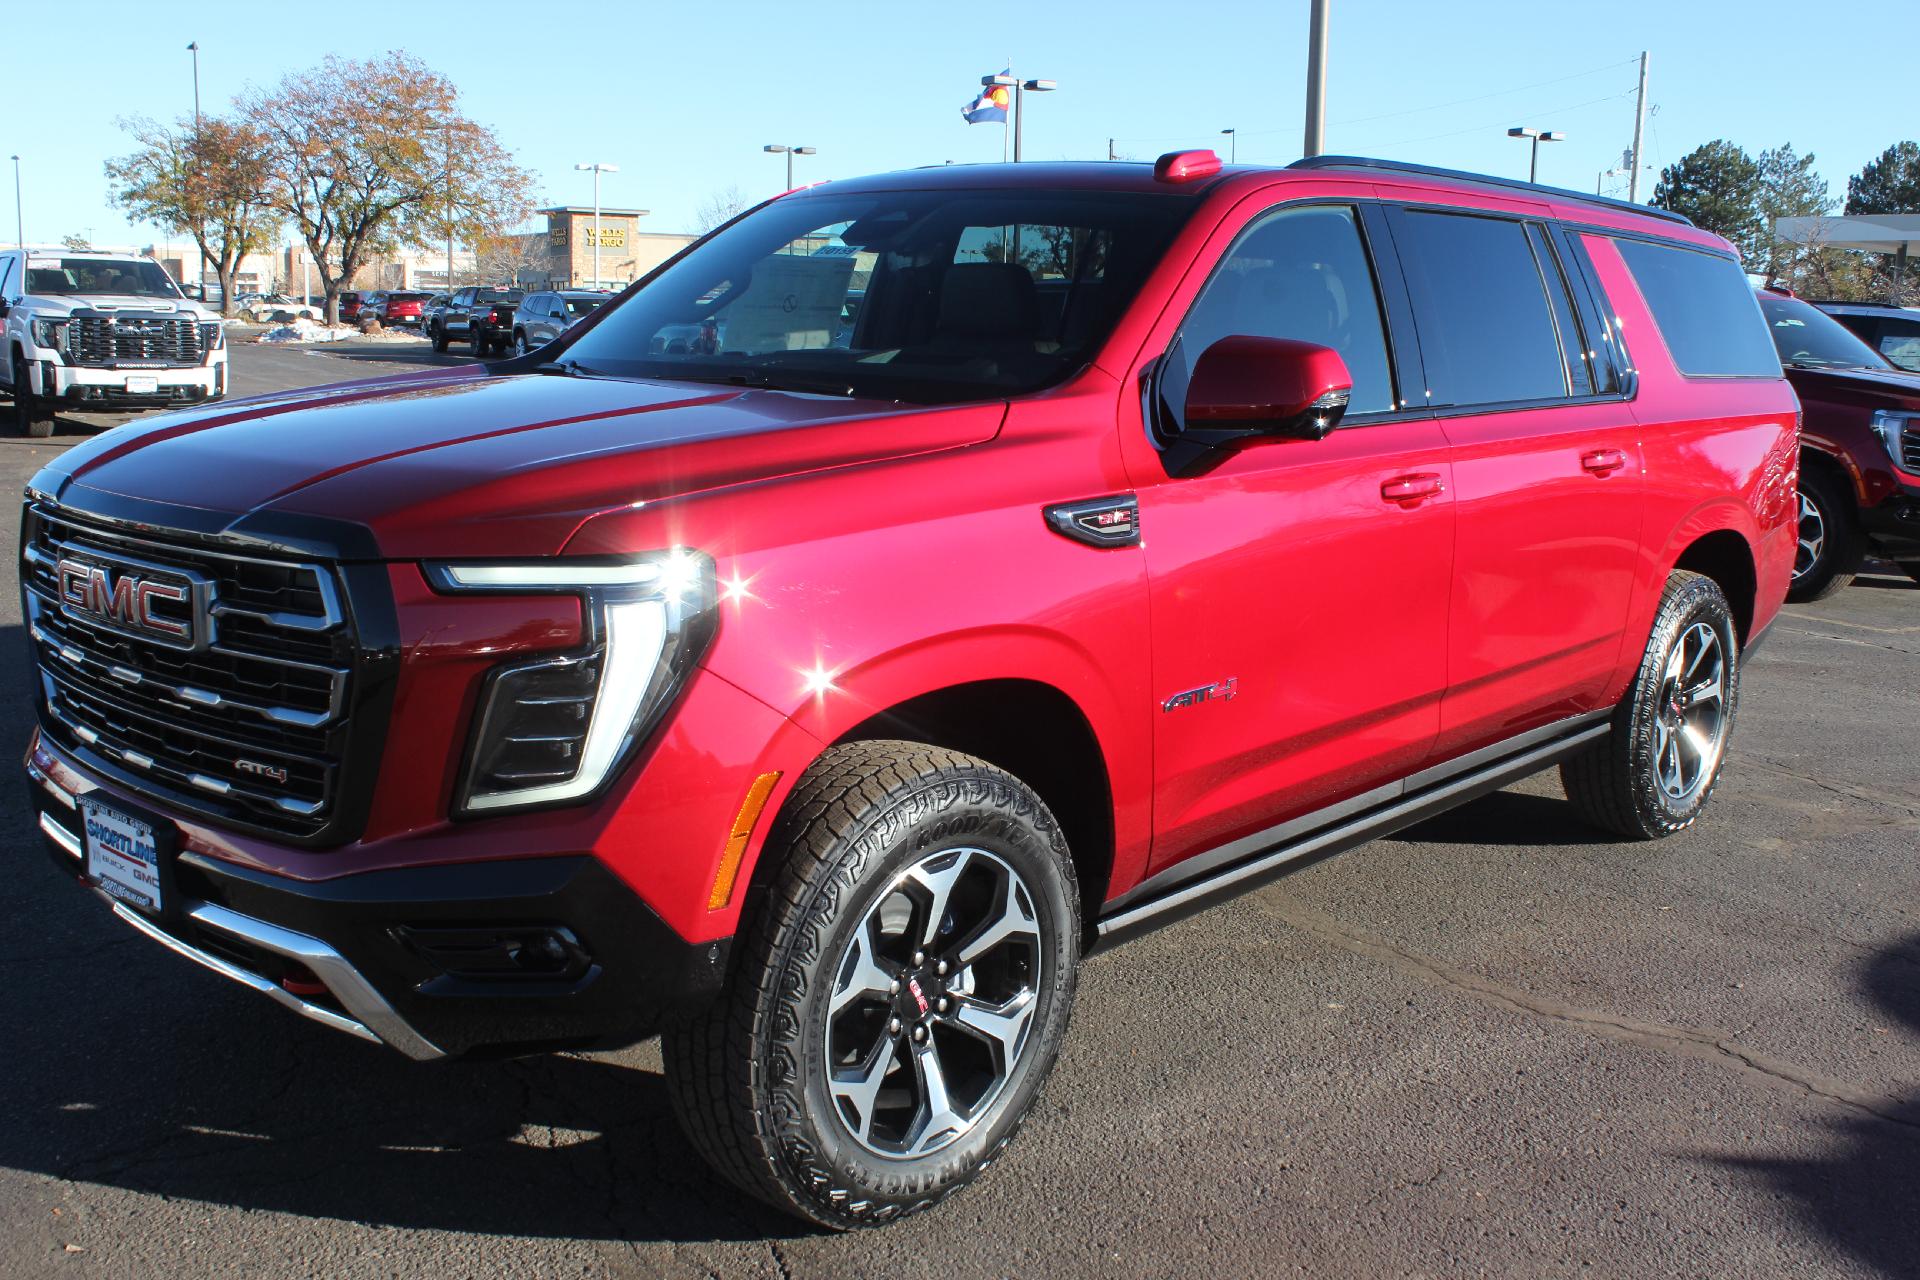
[1380,472,1445,504]
[1581,448,1627,475]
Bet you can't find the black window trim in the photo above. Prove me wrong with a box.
[1549,225,1637,401]
[1383,200,1638,417]
[1610,233,1781,382]
[1148,196,1417,449]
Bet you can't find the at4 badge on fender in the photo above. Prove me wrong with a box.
[1162,678,1238,712]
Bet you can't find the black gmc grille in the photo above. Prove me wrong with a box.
[22,504,358,838]
[66,315,206,368]
[1902,426,1920,473]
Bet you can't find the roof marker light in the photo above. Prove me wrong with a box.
[1155,149,1224,184]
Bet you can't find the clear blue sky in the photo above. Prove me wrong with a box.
[6,0,1905,248]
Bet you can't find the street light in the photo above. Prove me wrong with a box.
[187,41,200,132]
[573,161,619,290]
[1220,128,1237,164]
[983,74,1057,162]
[1507,127,1565,184]
[763,144,817,191]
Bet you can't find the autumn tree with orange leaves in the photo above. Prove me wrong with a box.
[242,52,533,323]
[107,116,282,317]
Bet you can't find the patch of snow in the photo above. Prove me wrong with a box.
[256,318,356,344]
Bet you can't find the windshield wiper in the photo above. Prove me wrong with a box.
[535,358,599,377]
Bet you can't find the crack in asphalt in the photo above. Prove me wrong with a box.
[1744,756,1920,821]
[1774,623,1920,656]
[1256,891,1920,1138]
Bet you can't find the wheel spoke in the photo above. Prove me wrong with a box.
[830,1032,900,1144]
[948,990,1037,1065]
[1684,674,1722,707]
[956,875,1039,966]
[907,850,974,948]
[905,1037,967,1156]
[830,917,895,1017]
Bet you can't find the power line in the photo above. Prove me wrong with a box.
[1363,86,1638,150]
[1329,55,1640,129]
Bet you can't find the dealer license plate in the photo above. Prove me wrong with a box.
[124,376,159,395]
[81,796,162,913]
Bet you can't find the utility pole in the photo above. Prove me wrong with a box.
[10,155,20,252]
[187,42,200,133]
[445,123,454,294]
[1107,138,1115,162]
[1628,50,1649,203]
[1303,0,1329,158]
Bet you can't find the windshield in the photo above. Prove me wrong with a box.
[1760,295,1891,371]
[25,258,182,299]
[559,188,1192,403]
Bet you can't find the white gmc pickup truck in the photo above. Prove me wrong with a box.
[0,249,228,437]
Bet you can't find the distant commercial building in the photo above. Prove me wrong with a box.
[515,207,695,289]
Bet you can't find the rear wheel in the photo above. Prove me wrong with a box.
[1562,571,1738,840]
[662,741,1080,1229]
[1787,468,1863,602]
[11,355,53,438]
[513,331,529,357]
[469,326,487,357]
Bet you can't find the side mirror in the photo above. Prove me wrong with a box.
[1183,335,1353,443]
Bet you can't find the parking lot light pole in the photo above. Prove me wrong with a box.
[763,145,817,191]
[1507,127,1565,183]
[1220,128,1237,163]
[574,162,618,290]
[10,156,20,252]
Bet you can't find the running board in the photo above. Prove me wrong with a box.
[1094,714,1612,948]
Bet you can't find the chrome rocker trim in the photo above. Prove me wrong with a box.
[1096,710,1612,945]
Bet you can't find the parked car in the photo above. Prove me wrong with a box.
[428,285,519,354]
[1759,289,1920,595]
[365,291,432,328]
[23,153,1796,1228]
[511,290,609,354]
[0,248,228,436]
[236,293,321,324]
[1814,299,1920,374]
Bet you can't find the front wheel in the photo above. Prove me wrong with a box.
[662,741,1080,1229]
[1562,570,1739,840]
[1787,468,1863,602]
[430,324,449,354]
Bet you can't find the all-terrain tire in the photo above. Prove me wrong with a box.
[1562,570,1740,839]
[1787,466,1863,602]
[662,740,1080,1229]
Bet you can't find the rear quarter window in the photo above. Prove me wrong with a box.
[1615,238,1778,377]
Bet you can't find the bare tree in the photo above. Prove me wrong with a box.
[694,184,751,234]
[241,52,532,324]
[473,230,552,288]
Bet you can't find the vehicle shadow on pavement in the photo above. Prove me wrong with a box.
[1714,934,1920,1278]
[1389,788,1616,848]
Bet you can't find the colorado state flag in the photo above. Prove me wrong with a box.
[962,71,1011,124]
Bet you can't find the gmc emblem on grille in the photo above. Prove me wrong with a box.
[55,556,205,650]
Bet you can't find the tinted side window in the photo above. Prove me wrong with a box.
[1615,238,1777,377]
[1169,204,1396,416]
[1392,210,1567,406]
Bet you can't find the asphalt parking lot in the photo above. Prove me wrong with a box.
[1,343,1917,1278]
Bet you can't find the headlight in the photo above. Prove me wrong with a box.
[1870,410,1916,470]
[425,551,717,815]
[30,318,66,352]
[200,321,225,351]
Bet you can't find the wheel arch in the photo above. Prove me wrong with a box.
[827,677,1117,936]
[1672,528,1758,645]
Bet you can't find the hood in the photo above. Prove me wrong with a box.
[1784,362,1920,408]
[37,369,1004,559]
[26,294,212,320]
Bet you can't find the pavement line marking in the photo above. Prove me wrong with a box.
[1254,890,1920,1133]
[1779,610,1920,635]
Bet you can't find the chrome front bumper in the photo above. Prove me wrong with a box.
[30,759,444,1061]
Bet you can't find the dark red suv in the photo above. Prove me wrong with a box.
[23,153,1796,1227]
[1756,289,1920,597]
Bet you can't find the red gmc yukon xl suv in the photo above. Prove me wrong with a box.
[23,153,1797,1226]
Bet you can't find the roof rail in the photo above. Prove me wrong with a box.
[1286,155,1694,228]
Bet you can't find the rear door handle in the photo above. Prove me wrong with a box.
[1380,472,1445,504]
[1581,448,1627,475]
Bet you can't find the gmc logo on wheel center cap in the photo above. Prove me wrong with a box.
[54,556,207,651]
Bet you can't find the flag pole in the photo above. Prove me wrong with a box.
[1003,57,1012,164]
